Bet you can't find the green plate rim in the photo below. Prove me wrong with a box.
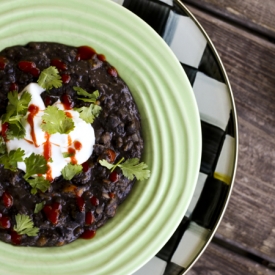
[0,0,201,274]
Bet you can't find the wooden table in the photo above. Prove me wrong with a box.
[180,1,275,274]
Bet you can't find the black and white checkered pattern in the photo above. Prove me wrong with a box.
[112,1,237,274]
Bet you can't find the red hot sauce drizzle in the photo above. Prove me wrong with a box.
[9,83,18,91]
[61,94,74,110]
[50,58,67,71]
[18,61,40,77]
[27,104,39,147]
[0,57,7,70]
[61,74,71,84]
[1,122,9,141]
[76,46,96,61]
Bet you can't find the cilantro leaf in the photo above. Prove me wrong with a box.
[73,87,99,103]
[5,122,26,140]
[75,104,101,123]
[0,148,25,172]
[26,176,51,194]
[13,214,39,236]
[0,136,6,155]
[99,159,115,170]
[99,158,150,181]
[41,106,75,134]
[37,66,62,90]
[119,158,150,181]
[34,201,46,214]
[62,152,74,158]
[24,153,48,179]
[1,91,31,139]
[61,163,83,180]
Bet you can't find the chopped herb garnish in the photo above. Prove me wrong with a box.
[13,214,39,236]
[1,90,31,139]
[0,136,6,155]
[37,66,62,90]
[0,148,25,172]
[41,106,75,134]
[23,153,48,180]
[75,104,101,123]
[99,157,150,181]
[34,201,46,214]
[5,122,26,140]
[61,163,83,180]
[27,176,51,195]
[73,87,99,103]
[62,152,75,158]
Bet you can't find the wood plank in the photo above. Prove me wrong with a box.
[187,242,275,275]
[182,4,275,259]
[182,0,275,41]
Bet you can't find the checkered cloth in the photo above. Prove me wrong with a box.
[112,1,237,274]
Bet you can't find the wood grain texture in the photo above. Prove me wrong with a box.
[182,0,275,40]
[187,242,275,275]
[183,4,275,260]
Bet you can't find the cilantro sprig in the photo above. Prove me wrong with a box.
[37,66,62,90]
[1,90,31,139]
[0,148,25,172]
[75,104,101,123]
[61,163,83,180]
[23,153,48,180]
[0,137,6,155]
[27,177,50,195]
[73,87,99,103]
[99,157,150,181]
[13,214,39,236]
[41,106,75,134]
[34,201,46,214]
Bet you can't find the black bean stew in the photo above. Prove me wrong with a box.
[0,42,143,246]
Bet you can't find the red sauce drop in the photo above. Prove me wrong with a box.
[43,202,61,225]
[68,147,77,164]
[1,122,9,141]
[81,229,96,239]
[61,74,71,84]
[2,191,13,208]
[30,67,40,78]
[106,149,116,163]
[76,196,85,212]
[74,141,82,150]
[45,164,53,182]
[18,61,40,77]
[97,54,106,61]
[107,67,118,77]
[11,231,21,245]
[27,104,40,147]
[9,83,18,91]
[0,57,7,70]
[67,135,72,146]
[43,132,51,161]
[90,196,99,206]
[44,96,53,107]
[76,46,96,61]
[0,216,10,229]
[85,212,94,225]
[61,94,74,110]
[109,171,119,183]
[81,161,89,173]
[50,58,67,71]
[109,192,116,199]
[65,112,73,118]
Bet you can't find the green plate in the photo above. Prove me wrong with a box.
[0,0,201,274]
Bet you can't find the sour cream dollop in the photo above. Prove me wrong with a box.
[5,83,95,180]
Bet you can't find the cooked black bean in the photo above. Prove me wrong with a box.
[0,42,143,246]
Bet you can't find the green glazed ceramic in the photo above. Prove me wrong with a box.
[0,0,201,274]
